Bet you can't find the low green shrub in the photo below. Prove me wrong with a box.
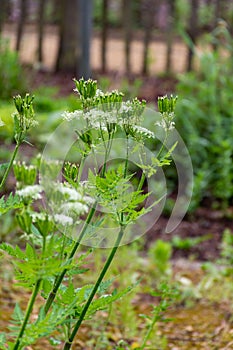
[175,29,233,210]
[0,38,27,100]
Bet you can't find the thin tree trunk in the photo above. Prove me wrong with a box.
[101,0,109,72]
[212,0,221,51]
[55,0,79,73]
[0,0,7,35]
[16,0,27,52]
[37,0,46,63]
[55,0,64,72]
[165,0,175,74]
[123,0,132,74]
[186,0,199,71]
[141,0,155,76]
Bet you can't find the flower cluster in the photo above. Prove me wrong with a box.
[46,181,94,227]
[17,184,43,200]
[13,161,37,188]
[156,95,177,132]
[12,93,38,143]
[61,110,83,122]
[16,179,94,228]
[63,79,150,142]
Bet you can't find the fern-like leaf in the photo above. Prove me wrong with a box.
[0,193,23,216]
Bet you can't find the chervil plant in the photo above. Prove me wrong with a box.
[0,79,177,350]
[0,93,37,192]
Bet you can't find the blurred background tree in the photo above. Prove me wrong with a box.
[1,0,233,76]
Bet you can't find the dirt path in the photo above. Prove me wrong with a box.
[2,24,188,74]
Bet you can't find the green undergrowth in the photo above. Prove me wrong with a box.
[1,236,232,349]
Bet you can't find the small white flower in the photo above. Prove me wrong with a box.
[96,89,104,97]
[156,112,175,132]
[62,110,83,121]
[0,118,4,127]
[56,183,82,201]
[54,214,73,226]
[17,185,43,200]
[133,125,154,138]
[83,195,95,205]
[61,202,89,215]
[120,102,133,114]
[30,212,51,222]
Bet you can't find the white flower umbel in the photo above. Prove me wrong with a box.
[12,112,38,129]
[156,112,175,132]
[84,109,112,130]
[56,183,82,201]
[30,212,52,222]
[96,89,104,97]
[54,214,74,226]
[17,185,43,200]
[62,110,83,122]
[133,125,154,139]
[83,195,95,205]
[61,202,89,216]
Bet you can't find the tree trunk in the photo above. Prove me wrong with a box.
[37,0,46,63]
[165,0,175,74]
[56,0,79,73]
[212,0,221,51]
[101,0,109,73]
[141,0,155,76]
[56,0,92,77]
[186,0,199,71]
[123,0,132,74]
[0,0,7,34]
[15,0,27,52]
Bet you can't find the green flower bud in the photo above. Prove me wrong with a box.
[77,129,92,148]
[64,162,79,182]
[34,214,54,237]
[73,78,97,99]
[13,93,37,143]
[13,161,37,187]
[158,95,177,114]
[98,90,124,112]
[17,211,32,234]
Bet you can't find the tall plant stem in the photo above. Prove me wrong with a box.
[0,141,20,191]
[44,203,97,314]
[101,131,114,177]
[63,226,125,350]
[124,135,129,178]
[156,131,168,160]
[139,317,157,350]
[137,172,146,192]
[13,278,42,350]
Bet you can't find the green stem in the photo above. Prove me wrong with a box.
[0,141,21,191]
[44,203,97,315]
[140,316,158,350]
[137,172,146,192]
[13,278,42,350]
[156,131,168,160]
[101,132,113,177]
[77,156,85,183]
[124,135,129,178]
[62,226,125,350]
